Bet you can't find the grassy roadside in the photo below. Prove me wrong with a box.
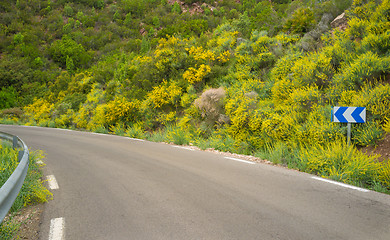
[0,140,52,239]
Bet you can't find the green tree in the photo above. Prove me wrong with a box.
[0,87,17,109]
[172,2,181,14]
[140,37,151,53]
[49,35,91,68]
[64,4,74,17]
[283,7,315,35]
[66,55,75,73]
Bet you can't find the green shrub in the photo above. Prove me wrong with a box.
[195,128,236,152]
[0,219,20,240]
[351,83,390,120]
[49,35,92,68]
[360,32,390,55]
[352,121,384,147]
[93,125,109,134]
[333,52,390,89]
[0,87,17,110]
[289,86,321,112]
[383,118,390,133]
[165,125,191,146]
[0,108,23,120]
[109,123,126,136]
[64,4,74,17]
[283,7,316,35]
[147,129,167,143]
[125,123,146,139]
[377,161,390,190]
[255,142,293,165]
[299,142,381,187]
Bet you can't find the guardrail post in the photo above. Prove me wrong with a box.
[12,136,18,149]
[18,150,24,162]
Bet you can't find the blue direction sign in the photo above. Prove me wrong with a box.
[333,107,366,123]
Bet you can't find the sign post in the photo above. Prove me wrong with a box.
[332,106,366,146]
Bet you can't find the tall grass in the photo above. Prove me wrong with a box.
[299,142,389,191]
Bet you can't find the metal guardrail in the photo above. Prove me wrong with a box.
[0,132,29,223]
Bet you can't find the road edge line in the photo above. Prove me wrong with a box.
[312,176,370,192]
[224,157,255,165]
[47,175,59,190]
[49,217,65,240]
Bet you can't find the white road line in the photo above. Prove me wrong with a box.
[225,157,255,165]
[312,176,370,192]
[47,175,59,190]
[90,132,107,136]
[127,137,145,142]
[49,217,65,240]
[173,146,195,151]
[55,128,74,132]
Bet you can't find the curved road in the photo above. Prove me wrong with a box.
[1,125,390,240]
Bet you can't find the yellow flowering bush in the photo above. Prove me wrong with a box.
[156,111,177,125]
[73,106,89,129]
[290,51,334,87]
[187,46,215,63]
[153,36,188,74]
[180,92,197,108]
[55,109,75,128]
[24,99,54,124]
[88,104,107,130]
[271,78,296,103]
[338,90,357,106]
[289,86,321,112]
[145,81,182,109]
[261,112,295,142]
[352,121,384,147]
[361,32,390,55]
[225,91,260,146]
[270,52,302,81]
[274,33,300,46]
[377,161,390,189]
[217,50,230,64]
[351,83,390,120]
[334,52,390,89]
[183,64,211,84]
[368,0,390,34]
[383,118,390,133]
[165,124,192,145]
[345,18,368,40]
[294,119,344,147]
[105,97,140,125]
[251,35,274,54]
[72,85,106,129]
[154,47,175,72]
[208,28,239,51]
[254,52,275,69]
[349,0,377,19]
[299,141,387,187]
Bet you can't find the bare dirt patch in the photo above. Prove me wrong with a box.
[11,204,44,240]
[360,133,390,162]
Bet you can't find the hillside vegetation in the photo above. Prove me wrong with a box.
[0,0,389,192]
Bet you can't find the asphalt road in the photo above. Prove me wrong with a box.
[1,125,390,240]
